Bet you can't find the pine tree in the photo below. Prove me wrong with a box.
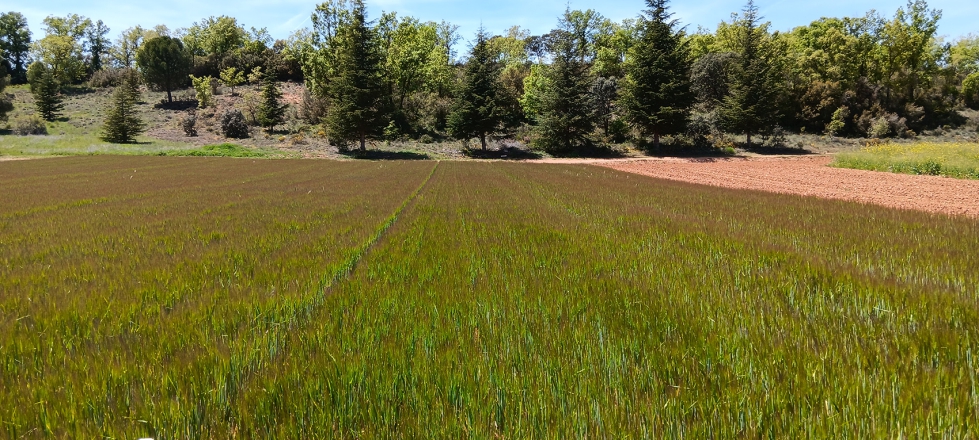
[447,29,501,150]
[100,71,145,143]
[31,65,64,122]
[325,0,387,151]
[717,0,781,147]
[532,31,595,154]
[257,73,288,133]
[621,0,695,148]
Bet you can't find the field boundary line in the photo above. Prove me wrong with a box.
[320,160,441,291]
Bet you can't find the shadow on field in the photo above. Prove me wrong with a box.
[463,146,543,160]
[739,144,814,155]
[339,149,432,160]
[547,144,632,159]
[154,100,199,111]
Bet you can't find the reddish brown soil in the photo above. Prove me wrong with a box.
[596,156,979,218]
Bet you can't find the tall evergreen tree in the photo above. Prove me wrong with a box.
[447,29,502,150]
[532,29,595,154]
[325,0,387,151]
[621,0,694,148]
[30,63,64,122]
[717,0,781,147]
[257,73,288,133]
[101,70,145,143]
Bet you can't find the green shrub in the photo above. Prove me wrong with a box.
[189,75,213,108]
[167,143,268,157]
[12,115,47,135]
[181,114,198,137]
[220,109,249,139]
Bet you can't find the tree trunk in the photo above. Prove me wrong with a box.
[166,89,173,103]
[653,132,661,149]
[480,133,487,151]
[746,132,752,149]
[360,133,366,151]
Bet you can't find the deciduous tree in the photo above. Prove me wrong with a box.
[0,12,32,84]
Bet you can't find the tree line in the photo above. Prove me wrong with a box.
[1,0,978,151]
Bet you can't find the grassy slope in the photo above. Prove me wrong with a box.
[0,84,202,156]
[1,158,978,437]
[833,141,979,179]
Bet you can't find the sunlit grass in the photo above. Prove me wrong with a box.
[832,141,979,178]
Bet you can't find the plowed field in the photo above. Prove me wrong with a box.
[598,156,979,217]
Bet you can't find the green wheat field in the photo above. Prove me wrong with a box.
[1,156,978,438]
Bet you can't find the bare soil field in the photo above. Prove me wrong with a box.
[593,156,979,218]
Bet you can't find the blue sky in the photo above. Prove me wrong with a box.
[3,0,976,48]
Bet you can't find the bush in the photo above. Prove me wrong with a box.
[13,115,47,135]
[181,114,198,137]
[89,69,135,88]
[963,72,979,110]
[220,109,249,139]
[190,75,213,109]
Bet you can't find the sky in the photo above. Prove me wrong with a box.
[2,0,976,48]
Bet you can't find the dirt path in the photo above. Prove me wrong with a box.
[588,156,979,218]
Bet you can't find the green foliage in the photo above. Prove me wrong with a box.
[963,72,979,109]
[531,29,595,154]
[182,16,248,57]
[31,14,92,85]
[519,64,551,121]
[220,109,250,138]
[690,52,735,108]
[29,63,64,122]
[950,35,979,74]
[0,12,32,84]
[219,67,245,94]
[0,68,12,121]
[257,75,288,133]
[110,26,151,69]
[100,71,145,143]
[447,29,502,150]
[717,0,782,146]
[137,36,191,103]
[85,20,111,73]
[621,0,695,147]
[377,14,453,133]
[825,106,849,136]
[189,74,214,108]
[325,0,388,151]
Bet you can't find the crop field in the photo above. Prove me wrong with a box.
[833,141,979,179]
[1,157,978,438]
